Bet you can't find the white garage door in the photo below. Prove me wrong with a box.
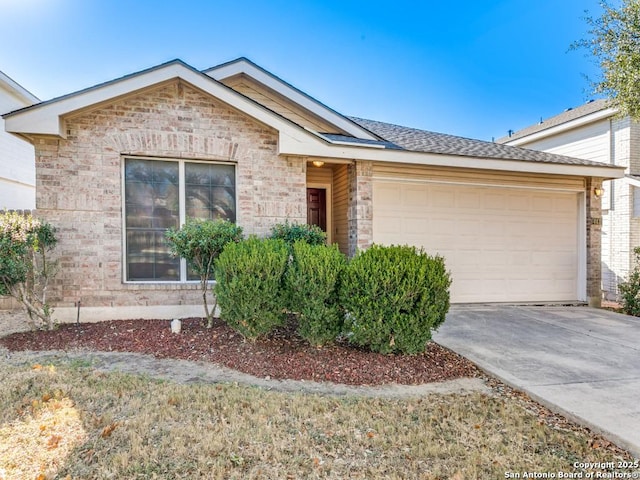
[373,180,581,303]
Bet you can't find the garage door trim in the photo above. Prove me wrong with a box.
[372,175,586,193]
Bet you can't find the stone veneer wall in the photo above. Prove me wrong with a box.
[31,80,306,309]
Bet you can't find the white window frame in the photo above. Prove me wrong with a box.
[121,155,237,284]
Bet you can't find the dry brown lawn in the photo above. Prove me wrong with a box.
[0,358,633,480]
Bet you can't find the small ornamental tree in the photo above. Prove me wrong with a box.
[165,219,243,327]
[619,246,640,316]
[0,211,58,330]
[572,0,640,120]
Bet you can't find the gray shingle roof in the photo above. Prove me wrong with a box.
[496,99,612,143]
[348,116,617,168]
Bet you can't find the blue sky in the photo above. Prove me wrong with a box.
[0,0,604,141]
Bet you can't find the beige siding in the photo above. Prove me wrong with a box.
[0,84,36,209]
[521,119,611,164]
[307,164,337,246]
[333,165,349,254]
[373,163,585,191]
[306,165,333,184]
[223,77,342,134]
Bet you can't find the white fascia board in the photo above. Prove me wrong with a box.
[279,133,626,179]
[504,108,618,147]
[0,71,39,106]
[625,176,640,188]
[205,60,379,141]
[4,63,307,141]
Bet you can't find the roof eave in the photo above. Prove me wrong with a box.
[3,61,315,143]
[279,133,625,179]
[502,108,618,146]
[204,58,379,141]
[0,71,39,106]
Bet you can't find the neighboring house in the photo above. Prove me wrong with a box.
[0,70,39,209]
[497,99,635,301]
[2,58,623,321]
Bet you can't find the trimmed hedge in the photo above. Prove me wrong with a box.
[269,221,326,247]
[286,241,347,346]
[340,244,451,354]
[214,237,288,340]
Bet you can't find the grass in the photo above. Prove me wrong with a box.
[0,359,632,480]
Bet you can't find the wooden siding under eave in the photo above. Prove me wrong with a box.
[372,162,586,191]
[222,76,342,134]
[332,165,349,255]
[306,164,349,253]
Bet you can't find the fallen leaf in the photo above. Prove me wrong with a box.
[47,434,62,450]
[101,422,118,438]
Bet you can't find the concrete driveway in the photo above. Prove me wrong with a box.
[434,305,640,457]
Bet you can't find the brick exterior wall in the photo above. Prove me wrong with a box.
[31,80,306,310]
[586,177,603,306]
[347,160,373,256]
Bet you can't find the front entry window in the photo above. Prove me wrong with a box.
[124,157,236,282]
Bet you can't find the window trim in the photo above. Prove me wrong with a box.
[121,155,238,284]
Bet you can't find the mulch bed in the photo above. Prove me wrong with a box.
[0,317,480,386]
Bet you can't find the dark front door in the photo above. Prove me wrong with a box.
[307,188,327,232]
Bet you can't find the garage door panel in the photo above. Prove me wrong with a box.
[507,194,530,211]
[457,191,482,208]
[373,180,579,303]
[531,196,554,211]
[432,189,456,208]
[485,193,506,209]
[404,187,428,206]
[376,184,401,204]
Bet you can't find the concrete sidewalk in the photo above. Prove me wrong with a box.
[434,305,640,457]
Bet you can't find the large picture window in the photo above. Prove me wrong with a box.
[124,157,236,282]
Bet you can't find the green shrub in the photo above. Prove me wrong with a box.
[619,246,640,316]
[0,211,58,330]
[269,221,326,247]
[340,244,451,354]
[165,219,243,327]
[286,241,347,346]
[214,237,288,340]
